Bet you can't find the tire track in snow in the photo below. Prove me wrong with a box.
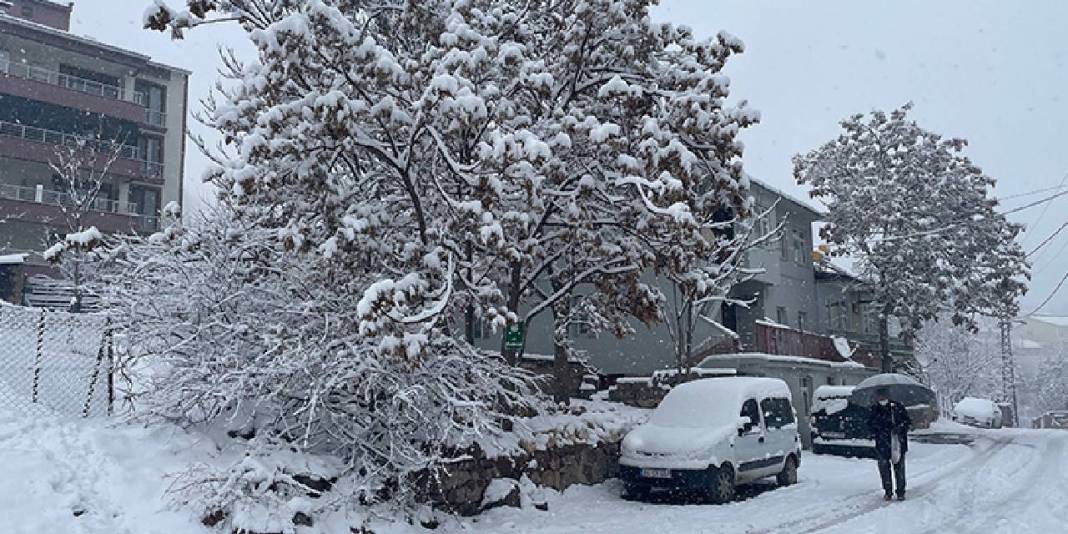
[756,435,1014,534]
[945,433,1068,534]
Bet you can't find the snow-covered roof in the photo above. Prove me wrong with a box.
[0,253,27,265]
[856,373,920,390]
[650,367,736,380]
[814,385,856,398]
[520,352,583,364]
[698,352,867,370]
[0,13,191,75]
[1031,315,1068,328]
[749,177,825,218]
[1017,339,1043,350]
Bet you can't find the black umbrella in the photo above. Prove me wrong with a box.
[851,373,936,408]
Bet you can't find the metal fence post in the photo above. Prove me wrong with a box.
[83,318,110,418]
[106,325,115,416]
[32,309,45,404]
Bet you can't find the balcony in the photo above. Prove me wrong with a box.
[0,120,163,181]
[0,183,158,233]
[0,59,167,128]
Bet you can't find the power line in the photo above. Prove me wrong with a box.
[1033,237,1068,276]
[1027,219,1068,258]
[1023,172,1068,245]
[1000,183,1068,202]
[1024,269,1068,317]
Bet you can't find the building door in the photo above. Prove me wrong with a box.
[721,302,738,334]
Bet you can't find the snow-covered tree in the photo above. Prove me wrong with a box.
[662,203,780,372]
[145,0,759,402]
[41,136,123,312]
[482,1,760,399]
[794,105,1029,372]
[915,320,1001,407]
[1032,348,1068,414]
[135,0,760,519]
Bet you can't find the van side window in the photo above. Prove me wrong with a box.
[740,399,761,431]
[761,398,796,429]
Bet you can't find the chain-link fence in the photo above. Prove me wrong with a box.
[0,302,112,417]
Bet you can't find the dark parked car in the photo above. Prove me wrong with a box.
[810,386,877,458]
[811,375,938,457]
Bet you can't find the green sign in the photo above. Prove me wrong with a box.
[504,323,525,350]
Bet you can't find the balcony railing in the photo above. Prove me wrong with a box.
[0,59,167,127]
[1,183,139,215]
[0,119,163,179]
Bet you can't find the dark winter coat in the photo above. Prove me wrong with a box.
[867,400,911,460]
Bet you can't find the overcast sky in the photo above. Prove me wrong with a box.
[67,0,1068,315]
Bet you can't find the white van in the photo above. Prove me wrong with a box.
[619,377,801,502]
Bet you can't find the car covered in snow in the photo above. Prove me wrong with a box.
[952,397,1003,429]
[811,375,939,457]
[618,377,801,503]
[809,385,876,457]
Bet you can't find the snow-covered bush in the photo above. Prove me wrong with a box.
[92,207,545,525]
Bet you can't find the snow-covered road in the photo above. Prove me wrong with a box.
[455,429,1068,534]
[1,408,1065,534]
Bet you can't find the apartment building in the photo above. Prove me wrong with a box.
[0,0,188,271]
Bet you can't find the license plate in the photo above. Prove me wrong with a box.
[821,431,846,439]
[641,468,672,479]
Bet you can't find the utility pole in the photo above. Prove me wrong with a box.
[999,318,1020,427]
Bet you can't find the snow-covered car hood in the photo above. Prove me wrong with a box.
[621,423,735,459]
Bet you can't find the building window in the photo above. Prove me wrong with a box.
[861,303,879,335]
[752,204,770,239]
[129,185,161,217]
[570,295,593,336]
[828,301,848,332]
[776,306,788,326]
[798,311,807,331]
[138,136,163,164]
[21,6,34,18]
[793,230,807,265]
[780,231,791,261]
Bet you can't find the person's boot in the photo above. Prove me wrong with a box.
[896,492,906,501]
[884,493,893,502]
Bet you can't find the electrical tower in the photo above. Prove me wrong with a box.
[999,319,1020,427]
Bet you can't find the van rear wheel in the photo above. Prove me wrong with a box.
[707,465,735,503]
[777,456,798,486]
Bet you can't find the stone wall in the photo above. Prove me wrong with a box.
[413,438,621,516]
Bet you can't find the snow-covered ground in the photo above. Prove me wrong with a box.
[453,428,1068,534]
[1,408,1066,534]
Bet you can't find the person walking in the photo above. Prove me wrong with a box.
[868,387,911,501]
